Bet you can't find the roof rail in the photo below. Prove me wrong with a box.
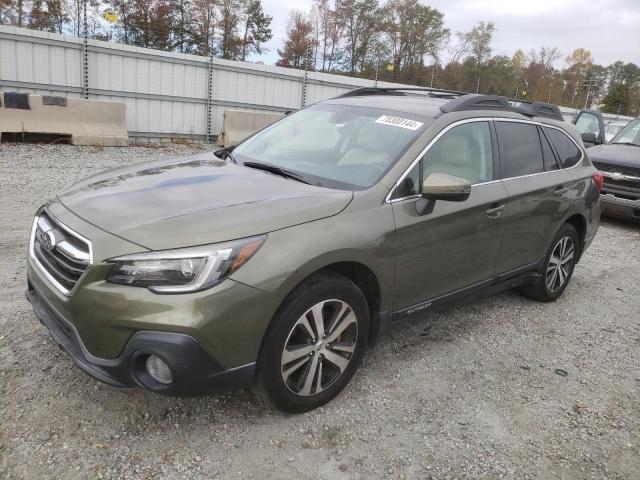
[439,94,511,113]
[511,100,564,122]
[339,89,567,122]
[338,87,467,99]
[439,94,566,121]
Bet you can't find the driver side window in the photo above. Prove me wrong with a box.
[392,121,493,199]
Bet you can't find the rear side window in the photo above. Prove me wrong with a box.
[545,128,582,168]
[539,128,559,171]
[496,122,544,178]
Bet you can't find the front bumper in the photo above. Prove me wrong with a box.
[26,281,256,394]
[600,193,640,222]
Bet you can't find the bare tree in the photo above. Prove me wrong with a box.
[451,20,494,67]
[528,46,562,74]
[450,31,471,64]
[469,21,495,67]
[310,0,344,72]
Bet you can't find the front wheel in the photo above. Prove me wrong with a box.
[520,223,579,302]
[256,272,369,413]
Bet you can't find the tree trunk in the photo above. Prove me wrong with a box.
[241,20,249,61]
[327,41,336,71]
[321,24,328,72]
[17,0,24,27]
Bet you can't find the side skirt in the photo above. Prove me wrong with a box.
[391,259,544,323]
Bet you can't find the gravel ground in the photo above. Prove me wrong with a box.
[1,143,639,480]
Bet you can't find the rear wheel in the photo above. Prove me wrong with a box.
[520,223,579,302]
[256,272,369,413]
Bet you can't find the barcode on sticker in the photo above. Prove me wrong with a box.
[375,115,423,131]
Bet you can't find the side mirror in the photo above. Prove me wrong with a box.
[416,173,471,215]
[581,132,599,145]
[422,172,471,201]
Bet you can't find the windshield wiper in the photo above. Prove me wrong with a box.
[613,142,640,147]
[242,161,311,184]
[214,146,237,163]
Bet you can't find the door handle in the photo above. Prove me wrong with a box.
[554,186,569,196]
[485,204,506,217]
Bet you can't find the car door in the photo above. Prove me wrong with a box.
[573,109,605,147]
[493,120,574,275]
[390,120,509,315]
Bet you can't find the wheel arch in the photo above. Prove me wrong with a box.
[321,261,382,322]
[267,254,390,348]
[564,213,587,262]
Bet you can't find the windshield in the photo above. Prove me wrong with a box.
[233,103,430,189]
[611,118,640,145]
[605,122,626,142]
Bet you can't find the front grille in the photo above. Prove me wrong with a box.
[592,161,640,178]
[602,188,640,201]
[603,178,640,192]
[592,161,640,200]
[30,212,91,293]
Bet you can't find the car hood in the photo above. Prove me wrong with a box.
[588,144,640,168]
[58,152,353,250]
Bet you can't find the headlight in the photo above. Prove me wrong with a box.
[106,235,266,293]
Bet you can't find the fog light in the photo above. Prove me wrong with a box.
[145,355,172,384]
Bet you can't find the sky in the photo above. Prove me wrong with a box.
[259,0,640,68]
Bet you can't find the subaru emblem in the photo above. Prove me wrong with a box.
[43,230,57,251]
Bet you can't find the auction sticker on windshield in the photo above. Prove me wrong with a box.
[375,115,424,131]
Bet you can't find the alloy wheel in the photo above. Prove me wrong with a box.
[546,236,575,293]
[280,299,358,397]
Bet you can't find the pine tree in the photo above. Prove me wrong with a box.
[171,0,197,53]
[192,0,216,55]
[29,0,69,34]
[240,0,272,61]
[218,0,243,59]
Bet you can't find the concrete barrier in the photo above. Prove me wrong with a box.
[0,92,128,146]
[219,110,284,146]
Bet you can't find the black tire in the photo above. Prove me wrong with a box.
[520,223,579,302]
[256,271,369,413]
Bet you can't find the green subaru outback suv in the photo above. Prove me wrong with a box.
[27,90,602,412]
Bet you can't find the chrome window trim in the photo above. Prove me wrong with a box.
[385,116,585,203]
[29,210,93,297]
